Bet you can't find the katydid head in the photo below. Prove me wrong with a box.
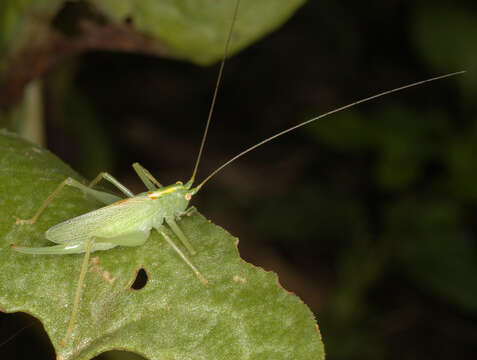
[146,182,195,216]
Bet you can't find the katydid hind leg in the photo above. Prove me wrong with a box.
[157,228,208,286]
[60,238,95,347]
[12,177,120,225]
[11,230,150,253]
[89,172,134,197]
[56,231,148,345]
[132,162,163,190]
[10,240,116,254]
[71,177,122,205]
[166,217,196,255]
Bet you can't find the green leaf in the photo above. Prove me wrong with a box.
[0,0,305,78]
[0,130,324,360]
[91,0,306,65]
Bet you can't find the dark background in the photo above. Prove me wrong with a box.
[1,0,477,359]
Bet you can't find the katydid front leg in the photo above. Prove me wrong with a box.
[132,162,163,190]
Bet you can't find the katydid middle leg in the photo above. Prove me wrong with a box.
[89,172,135,197]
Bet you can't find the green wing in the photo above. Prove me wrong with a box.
[45,196,159,244]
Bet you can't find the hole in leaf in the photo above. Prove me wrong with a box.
[131,268,148,290]
[0,312,55,359]
[95,350,147,359]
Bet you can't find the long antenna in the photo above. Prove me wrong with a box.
[189,0,241,185]
[194,71,465,191]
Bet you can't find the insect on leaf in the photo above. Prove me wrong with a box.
[0,130,324,360]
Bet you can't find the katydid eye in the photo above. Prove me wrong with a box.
[185,193,191,200]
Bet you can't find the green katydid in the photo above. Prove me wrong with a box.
[8,0,464,348]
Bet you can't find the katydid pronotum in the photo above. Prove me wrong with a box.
[8,0,464,349]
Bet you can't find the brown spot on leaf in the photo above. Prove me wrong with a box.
[233,275,247,284]
[90,256,116,284]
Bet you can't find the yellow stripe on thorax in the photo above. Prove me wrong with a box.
[147,186,178,199]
